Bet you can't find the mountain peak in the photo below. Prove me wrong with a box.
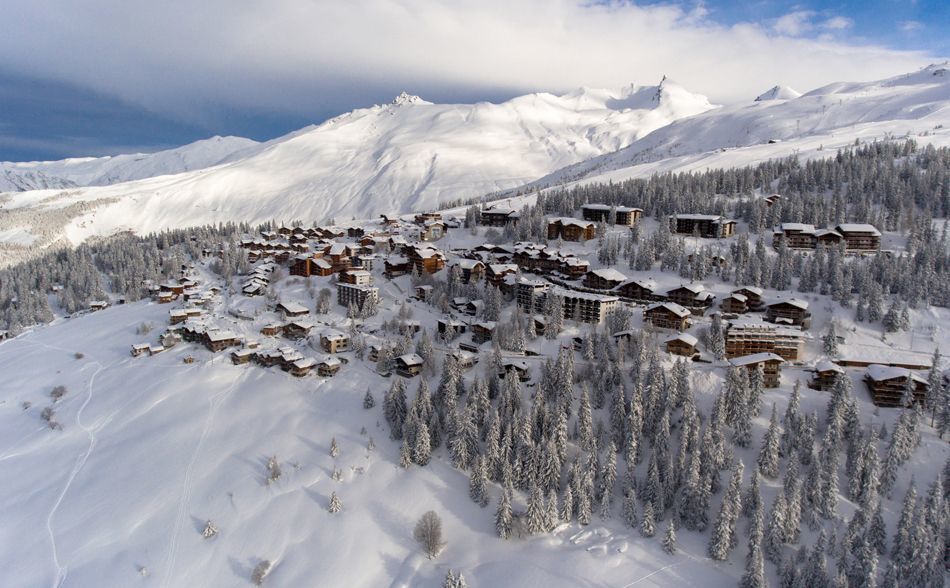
[391,92,427,106]
[755,85,802,102]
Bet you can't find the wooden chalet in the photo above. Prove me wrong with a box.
[282,321,314,340]
[130,343,150,357]
[414,285,434,302]
[547,218,596,242]
[204,330,241,352]
[260,323,283,337]
[318,357,343,377]
[500,360,530,382]
[277,301,310,319]
[560,257,589,278]
[730,352,785,388]
[420,221,445,242]
[384,256,412,277]
[450,349,478,370]
[669,214,736,238]
[472,321,496,344]
[733,287,765,311]
[644,302,691,331]
[486,263,518,289]
[665,284,715,315]
[580,204,643,226]
[583,268,628,291]
[414,212,442,224]
[437,318,468,338]
[810,361,844,391]
[395,353,424,378]
[407,246,446,274]
[864,365,928,407]
[454,259,486,283]
[835,224,881,252]
[664,333,699,357]
[615,279,657,302]
[765,299,811,328]
[230,349,256,365]
[289,357,317,377]
[719,293,749,314]
[480,206,519,227]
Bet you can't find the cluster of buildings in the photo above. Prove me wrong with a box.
[772,223,882,252]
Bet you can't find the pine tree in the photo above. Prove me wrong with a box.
[363,388,375,409]
[526,484,547,535]
[469,456,490,507]
[329,437,340,458]
[640,502,656,538]
[758,404,782,479]
[622,484,639,528]
[495,487,513,539]
[708,461,744,561]
[662,520,677,555]
[764,494,788,564]
[413,421,432,466]
[328,491,342,513]
[822,321,839,357]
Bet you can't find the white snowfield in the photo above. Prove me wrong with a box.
[529,63,950,190]
[0,136,260,192]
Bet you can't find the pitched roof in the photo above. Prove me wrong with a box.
[729,352,785,366]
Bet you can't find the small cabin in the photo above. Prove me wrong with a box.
[729,352,785,388]
[864,365,928,407]
[500,360,530,382]
[395,353,424,378]
[450,350,478,370]
[664,333,699,358]
[230,349,256,365]
[131,343,150,357]
[472,321,496,344]
[260,323,283,337]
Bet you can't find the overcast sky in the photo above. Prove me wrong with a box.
[1,0,947,161]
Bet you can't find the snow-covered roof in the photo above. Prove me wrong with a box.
[734,286,763,296]
[397,353,424,366]
[865,364,927,384]
[674,213,721,221]
[552,287,619,303]
[645,302,691,317]
[321,329,346,341]
[581,203,611,211]
[456,259,484,270]
[278,301,310,314]
[835,223,881,236]
[729,352,785,366]
[726,293,748,302]
[778,222,816,233]
[206,330,239,342]
[768,298,809,310]
[814,360,844,374]
[550,217,594,228]
[590,268,628,282]
[292,358,317,370]
[665,333,699,346]
[320,357,342,368]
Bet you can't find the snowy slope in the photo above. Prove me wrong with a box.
[0,80,712,252]
[531,63,950,189]
[0,136,260,192]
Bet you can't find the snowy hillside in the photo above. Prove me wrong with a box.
[0,136,260,192]
[530,63,950,190]
[0,80,712,260]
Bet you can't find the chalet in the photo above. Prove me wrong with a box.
[547,218,596,242]
[772,223,845,251]
[733,287,765,311]
[835,224,881,252]
[277,301,310,319]
[131,343,150,357]
[450,297,471,312]
[480,206,520,227]
[454,259,486,283]
[669,214,736,238]
[89,300,108,312]
[160,282,186,296]
[318,357,343,377]
[644,302,691,331]
[337,283,379,310]
[290,357,317,377]
[450,349,478,370]
[368,343,384,362]
[260,323,283,337]
[289,254,314,277]
[414,285,434,302]
[325,243,354,272]
[437,319,468,338]
[282,321,314,340]
[420,221,446,242]
[810,361,845,391]
[388,235,409,254]
[516,278,550,313]
[472,321,497,344]
[500,360,530,382]
[347,227,365,238]
[765,299,811,328]
[384,256,412,277]
[340,269,373,286]
[169,309,189,325]
[665,284,714,314]
[615,279,657,302]
[204,330,241,352]
[583,268,628,290]
[148,345,165,356]
[464,300,485,317]
[407,245,446,274]
[156,291,177,303]
[725,320,804,361]
[764,194,782,207]
[864,365,928,407]
[580,204,643,226]
[554,288,619,324]
[664,333,699,357]
[719,293,749,314]
[486,263,518,289]
[395,353,424,378]
[230,349,256,365]
[611,330,637,344]
[560,257,589,279]
[320,330,349,353]
[730,352,785,388]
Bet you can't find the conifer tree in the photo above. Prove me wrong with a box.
[622,484,638,528]
[495,487,513,539]
[758,404,781,479]
[328,491,342,513]
[640,502,656,538]
[708,461,744,561]
[413,420,432,466]
[662,520,677,555]
[526,484,547,535]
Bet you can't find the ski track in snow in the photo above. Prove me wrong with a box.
[48,360,106,588]
[159,375,239,588]
[620,562,678,587]
[388,552,424,588]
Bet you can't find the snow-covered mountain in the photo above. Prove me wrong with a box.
[531,63,950,190]
[0,136,260,192]
[0,79,713,254]
[754,85,802,102]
